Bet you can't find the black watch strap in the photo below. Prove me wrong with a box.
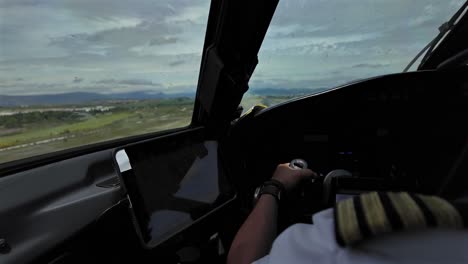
[253,180,286,205]
[265,179,286,194]
[259,184,282,202]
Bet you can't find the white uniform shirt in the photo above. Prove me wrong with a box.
[254,208,468,264]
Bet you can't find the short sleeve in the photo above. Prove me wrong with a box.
[258,207,468,264]
[252,254,270,264]
[255,208,338,264]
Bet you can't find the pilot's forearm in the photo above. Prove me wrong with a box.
[227,194,278,264]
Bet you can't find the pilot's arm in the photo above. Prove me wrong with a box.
[227,163,315,264]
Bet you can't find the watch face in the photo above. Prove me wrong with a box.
[253,183,282,205]
[254,186,261,199]
[253,186,261,206]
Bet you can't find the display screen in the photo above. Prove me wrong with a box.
[114,129,235,248]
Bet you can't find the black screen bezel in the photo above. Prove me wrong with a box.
[113,127,236,249]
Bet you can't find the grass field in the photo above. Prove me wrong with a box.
[0,112,132,146]
[0,95,293,164]
[0,98,194,164]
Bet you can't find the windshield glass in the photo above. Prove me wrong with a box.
[0,0,210,164]
[241,0,465,110]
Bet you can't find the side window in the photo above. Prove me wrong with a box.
[241,0,465,111]
[0,0,210,164]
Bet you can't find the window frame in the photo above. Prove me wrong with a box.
[0,0,281,177]
[0,1,215,177]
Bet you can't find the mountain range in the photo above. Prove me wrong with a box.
[0,88,326,106]
[0,91,195,106]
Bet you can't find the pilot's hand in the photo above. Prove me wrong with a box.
[271,163,317,192]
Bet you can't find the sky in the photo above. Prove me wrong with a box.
[0,0,465,96]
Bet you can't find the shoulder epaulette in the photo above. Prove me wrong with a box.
[334,192,466,247]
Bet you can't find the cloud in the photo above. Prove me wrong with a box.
[0,0,211,95]
[351,63,390,69]
[73,77,84,83]
[120,79,160,86]
[270,25,329,39]
[249,75,356,90]
[95,79,115,84]
[408,4,437,27]
[96,78,160,86]
[149,36,178,46]
[47,21,178,56]
[0,0,465,97]
[168,60,186,67]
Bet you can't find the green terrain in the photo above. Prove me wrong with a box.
[0,95,292,164]
[0,98,193,163]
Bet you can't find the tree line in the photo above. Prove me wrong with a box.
[0,111,81,128]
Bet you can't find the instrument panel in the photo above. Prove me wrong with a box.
[226,70,468,200]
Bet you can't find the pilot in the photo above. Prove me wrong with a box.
[227,163,468,264]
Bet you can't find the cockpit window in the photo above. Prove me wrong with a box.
[0,0,210,164]
[241,0,466,111]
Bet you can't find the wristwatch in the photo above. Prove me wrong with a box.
[253,179,285,205]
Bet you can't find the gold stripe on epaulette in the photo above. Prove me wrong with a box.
[336,197,362,245]
[417,194,463,228]
[335,192,467,247]
[360,192,392,235]
[387,192,427,228]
